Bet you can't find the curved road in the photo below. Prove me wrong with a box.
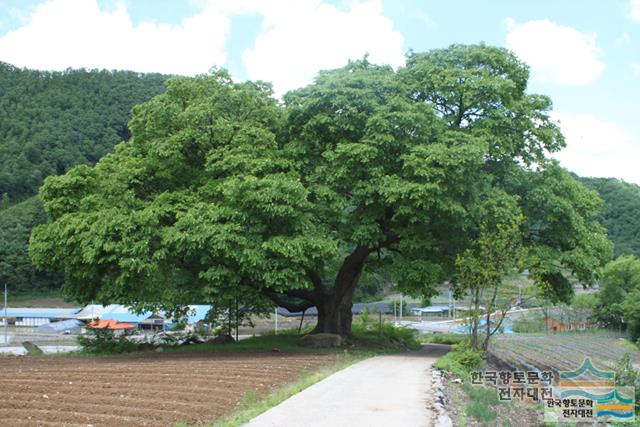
[244,344,450,427]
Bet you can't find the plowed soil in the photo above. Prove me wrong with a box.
[0,351,337,426]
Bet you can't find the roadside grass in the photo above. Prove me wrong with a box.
[461,383,500,422]
[448,382,511,425]
[434,341,483,380]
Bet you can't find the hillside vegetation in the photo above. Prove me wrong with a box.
[0,62,168,294]
[0,62,167,205]
[580,177,640,257]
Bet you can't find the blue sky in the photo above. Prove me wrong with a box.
[0,0,638,183]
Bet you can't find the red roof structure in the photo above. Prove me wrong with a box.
[86,319,135,330]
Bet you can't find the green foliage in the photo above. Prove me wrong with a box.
[580,177,640,258]
[421,332,469,345]
[0,62,167,204]
[434,342,484,379]
[351,309,421,350]
[621,288,640,341]
[571,293,597,310]
[464,400,498,423]
[29,45,612,335]
[0,196,61,295]
[353,270,387,302]
[0,63,167,295]
[76,328,138,354]
[462,381,502,423]
[461,383,501,406]
[454,199,525,350]
[595,255,640,329]
[613,353,640,413]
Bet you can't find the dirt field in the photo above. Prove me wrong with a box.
[0,351,337,426]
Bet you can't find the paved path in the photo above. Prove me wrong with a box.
[244,344,450,427]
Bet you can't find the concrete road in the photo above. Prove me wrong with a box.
[244,344,450,427]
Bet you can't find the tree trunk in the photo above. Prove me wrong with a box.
[312,246,368,337]
[313,285,357,337]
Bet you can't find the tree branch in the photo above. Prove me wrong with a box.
[262,289,315,313]
[333,245,372,300]
[305,268,327,295]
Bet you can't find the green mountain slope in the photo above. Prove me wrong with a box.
[580,177,640,257]
[0,62,167,205]
[0,62,168,294]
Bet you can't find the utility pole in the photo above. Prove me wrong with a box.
[274,307,278,335]
[400,293,403,320]
[4,284,7,345]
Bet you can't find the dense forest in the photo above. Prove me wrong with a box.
[0,61,639,298]
[0,62,167,204]
[0,62,168,295]
[580,177,640,257]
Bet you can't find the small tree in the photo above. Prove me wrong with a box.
[455,194,525,351]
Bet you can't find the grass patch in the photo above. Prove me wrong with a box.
[211,352,364,427]
[620,339,639,352]
[464,400,497,423]
[434,342,483,379]
[460,384,502,423]
[461,383,501,406]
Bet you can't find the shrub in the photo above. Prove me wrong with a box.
[351,310,421,350]
[462,383,500,405]
[77,328,139,354]
[434,342,484,379]
[422,332,468,345]
[613,353,640,413]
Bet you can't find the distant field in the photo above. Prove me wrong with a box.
[0,351,336,426]
[490,332,640,377]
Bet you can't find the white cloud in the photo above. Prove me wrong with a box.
[630,0,640,22]
[0,0,230,75]
[505,18,604,85]
[0,0,405,96]
[238,0,405,95]
[553,113,640,185]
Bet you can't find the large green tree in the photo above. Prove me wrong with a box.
[31,45,611,336]
[595,255,640,328]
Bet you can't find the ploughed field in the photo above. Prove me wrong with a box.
[0,351,336,426]
[490,332,640,377]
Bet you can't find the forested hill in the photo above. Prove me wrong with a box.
[0,62,167,206]
[0,62,168,295]
[580,177,640,257]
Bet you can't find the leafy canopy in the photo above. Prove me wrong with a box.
[31,45,612,318]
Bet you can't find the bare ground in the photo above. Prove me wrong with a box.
[0,351,337,426]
